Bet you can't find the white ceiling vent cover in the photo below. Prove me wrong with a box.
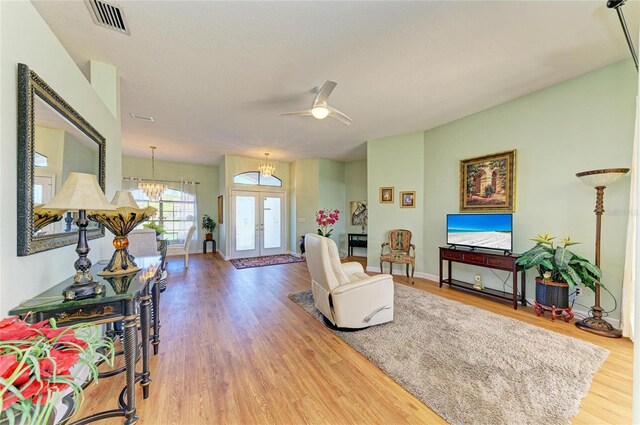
[85,0,130,35]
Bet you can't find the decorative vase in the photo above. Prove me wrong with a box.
[206,232,213,241]
[535,277,570,309]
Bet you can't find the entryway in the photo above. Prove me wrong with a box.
[230,190,285,259]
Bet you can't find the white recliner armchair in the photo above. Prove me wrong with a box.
[304,233,394,329]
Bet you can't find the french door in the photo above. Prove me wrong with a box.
[230,190,285,259]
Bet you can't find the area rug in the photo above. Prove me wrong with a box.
[288,284,609,425]
[230,254,305,269]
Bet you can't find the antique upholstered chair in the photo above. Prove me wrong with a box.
[380,229,415,283]
[166,225,197,268]
[304,233,394,329]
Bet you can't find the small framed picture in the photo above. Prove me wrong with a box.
[380,187,394,203]
[400,191,415,208]
[217,195,224,224]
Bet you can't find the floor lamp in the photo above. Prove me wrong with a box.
[575,167,629,338]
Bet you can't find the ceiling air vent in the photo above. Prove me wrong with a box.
[85,0,130,35]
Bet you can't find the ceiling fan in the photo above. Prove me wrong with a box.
[280,81,352,125]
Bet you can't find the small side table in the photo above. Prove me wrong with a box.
[203,239,216,254]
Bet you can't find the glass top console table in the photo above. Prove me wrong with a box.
[9,256,162,425]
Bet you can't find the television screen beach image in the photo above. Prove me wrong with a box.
[447,214,512,250]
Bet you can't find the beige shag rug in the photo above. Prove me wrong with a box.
[288,284,609,425]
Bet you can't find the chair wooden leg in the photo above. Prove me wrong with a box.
[411,262,415,284]
[380,261,383,274]
[389,263,392,275]
[185,253,189,269]
[406,263,409,278]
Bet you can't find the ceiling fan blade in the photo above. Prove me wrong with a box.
[280,110,313,117]
[328,107,352,126]
[313,81,337,106]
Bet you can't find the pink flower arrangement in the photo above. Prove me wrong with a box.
[316,208,340,237]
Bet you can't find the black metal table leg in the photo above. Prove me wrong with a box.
[152,278,161,355]
[123,299,138,425]
[140,285,152,399]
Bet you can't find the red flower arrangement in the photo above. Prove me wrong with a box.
[316,208,340,237]
[0,317,113,424]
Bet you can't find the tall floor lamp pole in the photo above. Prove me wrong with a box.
[575,168,629,338]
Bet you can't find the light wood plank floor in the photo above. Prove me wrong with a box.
[76,254,632,424]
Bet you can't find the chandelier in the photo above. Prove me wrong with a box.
[258,153,275,178]
[138,146,167,202]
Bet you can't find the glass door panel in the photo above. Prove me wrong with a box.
[262,195,282,253]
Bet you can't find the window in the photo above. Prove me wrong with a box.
[132,188,196,244]
[233,171,282,187]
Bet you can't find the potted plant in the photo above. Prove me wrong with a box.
[0,317,114,424]
[201,215,216,241]
[516,233,602,309]
[315,208,340,237]
[143,220,164,237]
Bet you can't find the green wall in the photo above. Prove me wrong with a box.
[62,131,98,182]
[293,159,320,247]
[367,132,425,273]
[345,160,368,255]
[122,156,219,253]
[319,159,346,252]
[421,60,636,320]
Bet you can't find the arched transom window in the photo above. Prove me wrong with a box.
[233,171,282,187]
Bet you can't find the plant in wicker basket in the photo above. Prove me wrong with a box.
[516,233,602,309]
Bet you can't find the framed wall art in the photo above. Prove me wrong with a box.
[459,150,516,212]
[380,187,394,204]
[350,200,368,231]
[217,195,224,224]
[400,191,415,208]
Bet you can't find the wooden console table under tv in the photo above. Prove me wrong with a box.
[439,246,526,310]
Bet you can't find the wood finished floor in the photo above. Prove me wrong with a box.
[77,254,632,424]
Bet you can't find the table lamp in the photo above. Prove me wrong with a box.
[88,191,157,276]
[575,167,629,338]
[43,172,116,300]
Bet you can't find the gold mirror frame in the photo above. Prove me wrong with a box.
[17,63,106,256]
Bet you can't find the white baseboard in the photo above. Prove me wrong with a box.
[219,251,228,260]
[365,266,437,282]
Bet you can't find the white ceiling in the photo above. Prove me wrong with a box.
[32,1,639,165]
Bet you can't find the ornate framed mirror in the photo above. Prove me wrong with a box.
[17,63,106,256]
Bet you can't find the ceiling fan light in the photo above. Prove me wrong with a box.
[311,106,329,120]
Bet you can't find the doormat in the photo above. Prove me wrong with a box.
[230,254,305,269]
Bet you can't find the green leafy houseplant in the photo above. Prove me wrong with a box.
[201,215,216,239]
[516,233,603,291]
[142,220,164,236]
[0,317,114,424]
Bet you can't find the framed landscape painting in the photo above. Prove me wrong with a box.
[459,150,516,212]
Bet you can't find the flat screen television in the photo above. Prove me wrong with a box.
[446,213,513,252]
